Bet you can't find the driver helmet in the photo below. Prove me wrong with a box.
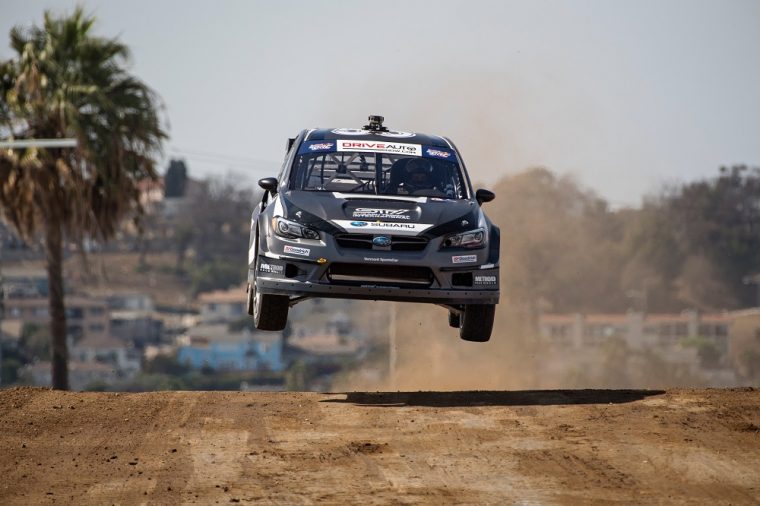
[404,158,434,189]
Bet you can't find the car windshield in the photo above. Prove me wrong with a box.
[289,140,468,199]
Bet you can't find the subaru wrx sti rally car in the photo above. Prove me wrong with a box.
[247,116,499,341]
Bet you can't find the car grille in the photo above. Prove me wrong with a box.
[334,234,428,252]
[327,263,434,287]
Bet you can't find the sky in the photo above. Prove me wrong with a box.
[3,0,760,207]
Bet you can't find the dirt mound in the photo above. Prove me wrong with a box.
[1,388,758,503]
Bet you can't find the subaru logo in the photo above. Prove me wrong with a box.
[373,236,392,247]
[350,221,368,227]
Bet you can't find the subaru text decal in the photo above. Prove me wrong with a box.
[333,220,434,236]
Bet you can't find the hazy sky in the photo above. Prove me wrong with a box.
[3,0,760,206]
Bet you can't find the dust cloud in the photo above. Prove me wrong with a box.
[333,302,543,392]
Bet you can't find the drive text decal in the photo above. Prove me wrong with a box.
[337,140,421,156]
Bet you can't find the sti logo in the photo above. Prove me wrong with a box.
[352,208,411,220]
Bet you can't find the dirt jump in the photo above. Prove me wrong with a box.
[1,387,758,504]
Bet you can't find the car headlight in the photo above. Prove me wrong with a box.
[273,217,320,240]
[441,228,486,249]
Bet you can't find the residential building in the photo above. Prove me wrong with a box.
[176,323,283,372]
[539,311,731,352]
[3,296,110,342]
[71,334,141,377]
[198,287,246,323]
[110,310,164,347]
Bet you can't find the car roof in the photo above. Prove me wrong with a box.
[303,128,453,148]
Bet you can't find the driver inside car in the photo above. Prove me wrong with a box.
[402,158,437,194]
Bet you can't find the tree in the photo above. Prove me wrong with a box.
[0,8,166,389]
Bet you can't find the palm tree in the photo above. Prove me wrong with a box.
[0,8,166,389]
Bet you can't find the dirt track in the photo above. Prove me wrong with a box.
[1,388,758,504]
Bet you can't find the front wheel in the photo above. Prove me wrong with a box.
[459,304,495,342]
[250,281,289,331]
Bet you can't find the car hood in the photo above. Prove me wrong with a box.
[280,191,480,237]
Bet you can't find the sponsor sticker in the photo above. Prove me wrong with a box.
[452,254,478,264]
[352,208,411,220]
[425,148,452,159]
[337,139,421,156]
[474,274,498,285]
[331,128,415,138]
[308,142,334,151]
[365,222,414,229]
[259,262,284,275]
[333,220,434,236]
[284,245,310,256]
[363,257,399,263]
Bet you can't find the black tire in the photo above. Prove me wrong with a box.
[246,284,255,315]
[250,229,289,331]
[448,311,461,328]
[252,280,289,331]
[459,304,495,342]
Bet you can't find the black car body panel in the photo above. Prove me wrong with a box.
[248,123,500,308]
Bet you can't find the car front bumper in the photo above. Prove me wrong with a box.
[251,250,500,305]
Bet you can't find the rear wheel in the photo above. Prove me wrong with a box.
[459,304,495,342]
[448,310,461,328]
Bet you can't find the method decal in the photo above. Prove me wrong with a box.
[259,262,284,275]
[474,274,498,285]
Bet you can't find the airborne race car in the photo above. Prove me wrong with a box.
[247,116,499,341]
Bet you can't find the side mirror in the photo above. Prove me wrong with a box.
[258,177,279,193]
[475,189,495,205]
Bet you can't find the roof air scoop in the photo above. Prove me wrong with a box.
[364,115,388,132]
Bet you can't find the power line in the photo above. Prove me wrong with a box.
[169,145,277,165]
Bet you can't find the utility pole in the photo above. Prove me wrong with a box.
[389,302,397,390]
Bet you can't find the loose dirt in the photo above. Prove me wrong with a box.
[1,387,758,504]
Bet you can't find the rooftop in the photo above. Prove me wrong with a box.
[198,286,246,304]
[182,323,281,345]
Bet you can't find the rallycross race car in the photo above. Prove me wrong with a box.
[247,116,499,341]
